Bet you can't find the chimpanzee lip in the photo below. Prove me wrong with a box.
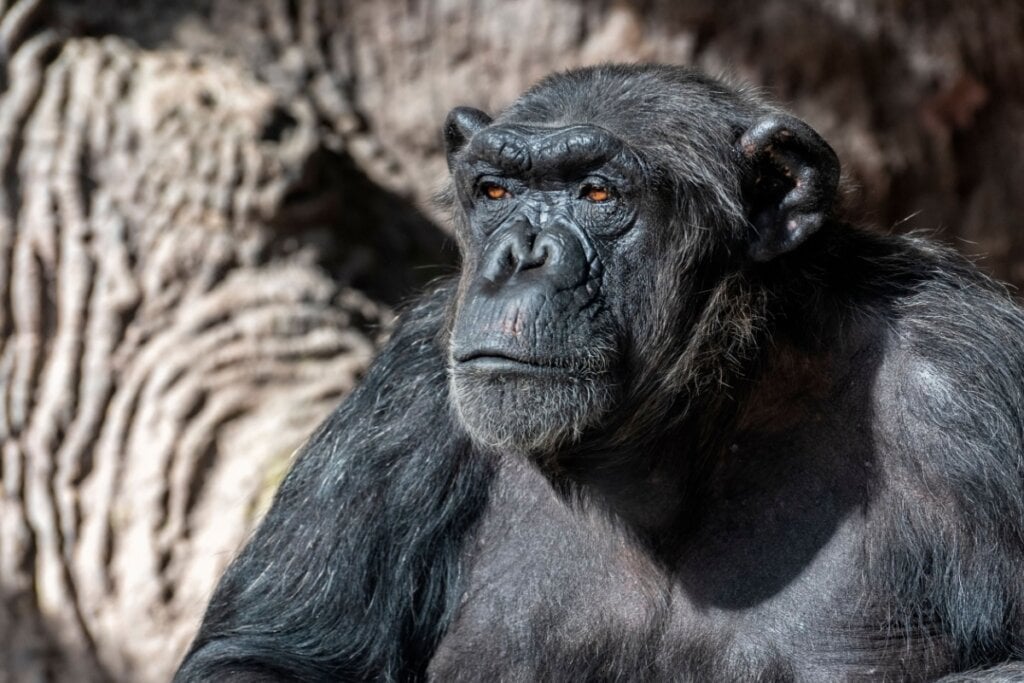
[455,350,568,373]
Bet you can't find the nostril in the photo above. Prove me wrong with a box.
[518,244,549,271]
[525,234,563,271]
[510,240,531,273]
[481,241,521,284]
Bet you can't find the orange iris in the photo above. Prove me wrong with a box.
[484,184,507,200]
[585,186,611,202]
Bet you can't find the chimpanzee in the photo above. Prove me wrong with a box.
[175,65,1024,681]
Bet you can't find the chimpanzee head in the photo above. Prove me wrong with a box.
[443,65,839,456]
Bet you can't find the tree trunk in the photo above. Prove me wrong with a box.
[0,0,1020,680]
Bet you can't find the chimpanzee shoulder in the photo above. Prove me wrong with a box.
[864,237,1024,667]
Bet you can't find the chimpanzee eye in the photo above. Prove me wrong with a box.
[581,183,613,203]
[480,182,509,200]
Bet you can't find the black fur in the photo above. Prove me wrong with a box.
[177,65,1024,681]
[176,286,493,681]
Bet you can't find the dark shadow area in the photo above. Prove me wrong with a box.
[676,332,884,609]
[51,0,213,49]
[269,144,457,307]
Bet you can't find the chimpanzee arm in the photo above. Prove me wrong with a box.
[175,282,494,682]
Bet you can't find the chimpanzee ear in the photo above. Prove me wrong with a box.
[444,106,493,170]
[737,115,840,262]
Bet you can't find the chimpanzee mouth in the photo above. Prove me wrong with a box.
[454,350,570,375]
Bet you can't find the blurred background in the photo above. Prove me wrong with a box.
[0,0,1021,680]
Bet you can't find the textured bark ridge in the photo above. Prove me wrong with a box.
[0,2,393,681]
[1,0,1022,681]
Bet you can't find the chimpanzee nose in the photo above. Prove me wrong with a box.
[512,232,557,272]
[481,222,573,286]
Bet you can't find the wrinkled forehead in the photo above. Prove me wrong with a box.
[463,123,639,179]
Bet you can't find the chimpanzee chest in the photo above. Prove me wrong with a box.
[427,451,953,682]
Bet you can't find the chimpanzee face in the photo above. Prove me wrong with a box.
[444,111,650,454]
[442,69,839,457]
